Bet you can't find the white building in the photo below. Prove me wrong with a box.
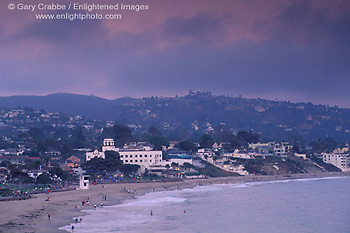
[79,175,89,190]
[86,149,105,161]
[167,154,193,166]
[249,142,292,158]
[102,138,116,152]
[248,142,272,152]
[168,158,192,166]
[231,149,254,159]
[294,153,307,160]
[197,148,215,160]
[274,142,292,158]
[221,164,249,176]
[322,153,350,172]
[333,147,349,154]
[86,139,164,172]
[118,149,164,172]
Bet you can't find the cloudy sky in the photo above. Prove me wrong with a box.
[1,0,349,106]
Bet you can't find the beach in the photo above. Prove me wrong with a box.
[1,172,349,233]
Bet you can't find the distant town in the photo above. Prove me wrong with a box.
[0,106,349,198]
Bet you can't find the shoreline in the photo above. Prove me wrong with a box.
[0,171,349,233]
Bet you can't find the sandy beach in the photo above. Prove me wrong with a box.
[0,172,349,233]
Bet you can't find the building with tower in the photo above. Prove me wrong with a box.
[86,139,165,172]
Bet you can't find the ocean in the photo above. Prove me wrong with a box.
[60,176,350,233]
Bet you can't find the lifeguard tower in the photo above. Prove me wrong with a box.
[79,175,90,190]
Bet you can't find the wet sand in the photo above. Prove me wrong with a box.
[0,172,348,233]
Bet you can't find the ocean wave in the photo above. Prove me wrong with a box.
[119,195,186,207]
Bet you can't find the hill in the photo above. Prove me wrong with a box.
[1,92,350,142]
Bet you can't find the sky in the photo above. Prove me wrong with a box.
[1,0,350,107]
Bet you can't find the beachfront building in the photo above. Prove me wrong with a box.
[249,142,292,158]
[118,148,164,172]
[167,153,193,166]
[86,139,199,174]
[322,153,350,172]
[231,149,254,159]
[294,153,307,160]
[196,148,215,163]
[86,139,165,172]
[221,163,249,175]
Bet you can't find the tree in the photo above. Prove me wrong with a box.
[60,143,73,156]
[49,166,69,181]
[292,145,300,154]
[310,137,337,153]
[29,127,45,140]
[149,135,169,150]
[103,125,133,147]
[199,134,214,148]
[120,164,140,175]
[84,158,119,172]
[9,170,33,183]
[148,126,162,136]
[83,151,123,172]
[236,131,260,145]
[36,142,48,153]
[213,124,232,143]
[30,160,42,170]
[322,137,336,152]
[288,134,305,152]
[183,162,195,169]
[105,150,120,160]
[177,140,197,152]
[54,127,69,138]
[73,126,86,142]
[229,137,243,149]
[36,173,53,184]
[41,156,51,168]
[0,160,11,168]
[44,138,58,151]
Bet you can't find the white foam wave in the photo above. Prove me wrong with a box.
[225,175,348,189]
[119,195,186,207]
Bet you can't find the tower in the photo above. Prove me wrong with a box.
[79,175,89,190]
[102,138,118,152]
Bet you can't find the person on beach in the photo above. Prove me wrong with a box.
[48,214,50,220]
[80,218,82,222]
[101,202,103,207]
[150,210,153,216]
[94,204,97,209]
[71,225,75,232]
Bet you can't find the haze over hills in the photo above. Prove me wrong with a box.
[1,92,350,142]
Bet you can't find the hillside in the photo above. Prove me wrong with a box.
[1,92,350,142]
